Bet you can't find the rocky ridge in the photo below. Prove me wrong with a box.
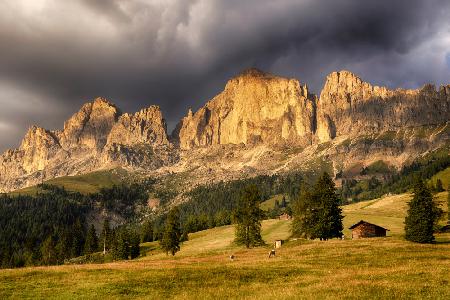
[1,69,449,192]
[0,98,171,192]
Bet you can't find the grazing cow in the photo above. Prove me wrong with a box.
[268,249,276,258]
[229,255,235,261]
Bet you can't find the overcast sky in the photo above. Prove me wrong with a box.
[1,0,450,153]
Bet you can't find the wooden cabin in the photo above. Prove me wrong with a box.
[349,220,388,239]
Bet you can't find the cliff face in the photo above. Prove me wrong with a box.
[20,126,63,173]
[107,106,169,147]
[0,98,171,192]
[172,69,316,149]
[1,69,449,193]
[316,71,450,142]
[58,98,121,151]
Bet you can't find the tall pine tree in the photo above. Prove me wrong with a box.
[84,224,99,255]
[292,172,343,240]
[55,228,73,263]
[140,219,154,243]
[292,186,314,238]
[129,230,140,259]
[447,185,450,224]
[41,236,57,265]
[312,173,344,240]
[435,179,444,192]
[71,219,85,257]
[160,207,182,255]
[234,185,265,248]
[405,179,441,243]
[112,227,130,260]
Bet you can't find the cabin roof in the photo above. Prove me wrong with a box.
[348,220,389,231]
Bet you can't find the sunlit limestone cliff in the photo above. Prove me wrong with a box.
[172,69,316,149]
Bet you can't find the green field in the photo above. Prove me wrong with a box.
[0,192,449,299]
[430,167,450,190]
[260,194,286,211]
[9,169,127,196]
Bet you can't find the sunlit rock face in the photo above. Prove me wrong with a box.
[316,70,450,142]
[0,98,172,192]
[58,97,121,151]
[107,106,169,147]
[19,126,62,173]
[172,69,316,149]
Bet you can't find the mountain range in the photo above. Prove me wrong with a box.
[1,68,449,193]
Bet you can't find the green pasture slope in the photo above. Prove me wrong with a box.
[430,166,450,190]
[9,169,127,196]
[0,192,449,299]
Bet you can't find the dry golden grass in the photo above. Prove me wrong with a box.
[1,192,449,299]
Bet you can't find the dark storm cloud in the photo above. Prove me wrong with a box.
[0,0,449,152]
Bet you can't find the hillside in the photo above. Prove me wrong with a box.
[430,166,450,189]
[9,169,128,196]
[1,192,449,299]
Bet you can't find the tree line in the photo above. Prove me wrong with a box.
[0,184,146,268]
[339,149,450,203]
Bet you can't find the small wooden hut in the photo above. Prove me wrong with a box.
[274,240,283,248]
[349,220,388,239]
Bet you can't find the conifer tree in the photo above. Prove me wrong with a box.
[84,224,99,255]
[129,230,140,259]
[41,236,57,265]
[312,172,344,240]
[447,185,450,224]
[140,219,154,243]
[292,172,343,240]
[56,228,72,263]
[115,227,130,260]
[405,179,441,243]
[160,207,182,255]
[71,219,85,257]
[109,229,118,259]
[292,186,314,238]
[435,179,444,192]
[234,185,265,248]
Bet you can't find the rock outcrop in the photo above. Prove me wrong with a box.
[20,126,62,173]
[316,71,450,142]
[58,98,121,151]
[0,98,171,192]
[107,106,169,146]
[172,69,316,149]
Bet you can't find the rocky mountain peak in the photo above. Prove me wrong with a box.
[174,70,316,149]
[106,105,169,146]
[320,70,391,104]
[238,68,270,78]
[19,126,61,173]
[59,97,121,151]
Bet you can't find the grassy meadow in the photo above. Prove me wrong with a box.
[0,192,449,299]
[9,169,127,196]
